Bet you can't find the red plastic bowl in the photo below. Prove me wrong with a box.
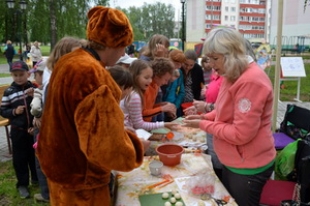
[181,102,193,111]
[156,143,184,166]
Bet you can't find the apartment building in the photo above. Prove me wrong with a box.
[186,0,310,49]
[186,0,271,46]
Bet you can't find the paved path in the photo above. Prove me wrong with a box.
[0,63,34,85]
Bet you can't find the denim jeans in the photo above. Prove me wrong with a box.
[34,129,49,200]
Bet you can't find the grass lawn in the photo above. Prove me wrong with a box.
[0,161,49,206]
[268,63,310,101]
[0,73,11,78]
[0,46,51,64]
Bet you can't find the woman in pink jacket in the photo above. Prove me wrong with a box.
[183,28,276,206]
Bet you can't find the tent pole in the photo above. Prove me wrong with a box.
[272,0,284,132]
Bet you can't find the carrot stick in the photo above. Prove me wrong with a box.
[156,180,174,189]
[146,179,170,189]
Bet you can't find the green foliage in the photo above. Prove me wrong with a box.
[121,2,176,41]
[0,0,109,47]
[0,0,175,47]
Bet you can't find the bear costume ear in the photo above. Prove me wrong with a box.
[86,6,133,48]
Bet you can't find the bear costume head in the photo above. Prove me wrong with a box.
[87,6,133,48]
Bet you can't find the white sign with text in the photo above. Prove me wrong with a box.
[280,57,306,77]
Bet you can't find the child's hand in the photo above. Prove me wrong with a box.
[24,87,34,97]
[28,127,34,135]
[161,102,176,114]
[154,43,168,57]
[15,106,26,115]
[33,117,42,129]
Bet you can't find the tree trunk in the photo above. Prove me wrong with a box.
[50,0,57,51]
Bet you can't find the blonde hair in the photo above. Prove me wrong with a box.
[47,37,83,71]
[142,34,169,60]
[203,28,248,82]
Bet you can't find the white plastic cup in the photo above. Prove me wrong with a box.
[149,160,163,176]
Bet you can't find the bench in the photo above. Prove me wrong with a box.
[0,84,12,154]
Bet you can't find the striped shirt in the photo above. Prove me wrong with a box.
[120,91,164,131]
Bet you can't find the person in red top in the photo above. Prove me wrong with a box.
[183,28,276,206]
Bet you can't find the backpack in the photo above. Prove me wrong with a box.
[279,104,310,140]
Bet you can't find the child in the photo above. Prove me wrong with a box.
[0,61,37,199]
[163,49,186,121]
[201,56,213,85]
[29,59,49,203]
[142,57,177,122]
[30,59,46,122]
[120,59,177,131]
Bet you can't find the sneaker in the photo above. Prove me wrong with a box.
[18,186,30,199]
[34,193,49,203]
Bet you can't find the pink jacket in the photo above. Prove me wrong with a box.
[205,75,223,103]
[200,62,276,169]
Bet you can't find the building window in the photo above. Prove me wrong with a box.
[231,7,236,12]
[258,8,265,13]
[230,16,235,21]
[214,6,221,11]
[225,15,228,21]
[225,6,229,12]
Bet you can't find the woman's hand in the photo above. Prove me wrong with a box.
[185,114,203,120]
[182,119,201,128]
[193,100,206,113]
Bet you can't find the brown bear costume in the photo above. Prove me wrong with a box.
[37,6,144,206]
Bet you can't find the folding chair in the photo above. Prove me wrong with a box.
[273,104,310,150]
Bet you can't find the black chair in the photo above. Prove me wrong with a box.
[273,104,310,150]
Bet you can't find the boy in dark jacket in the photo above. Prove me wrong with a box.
[0,61,38,199]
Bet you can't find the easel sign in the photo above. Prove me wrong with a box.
[280,57,306,102]
[280,57,306,77]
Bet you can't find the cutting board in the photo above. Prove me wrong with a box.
[139,192,185,206]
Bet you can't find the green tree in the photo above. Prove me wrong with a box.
[121,2,175,41]
[0,0,176,50]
